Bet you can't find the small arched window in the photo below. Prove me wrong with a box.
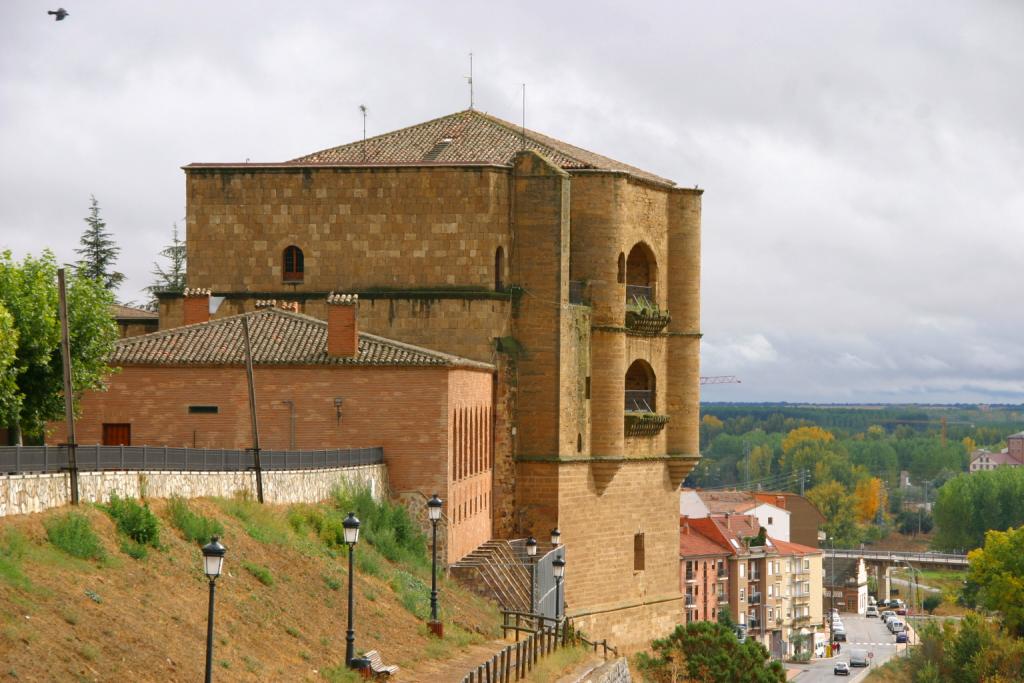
[617,253,626,284]
[495,247,505,291]
[625,359,656,412]
[283,246,304,282]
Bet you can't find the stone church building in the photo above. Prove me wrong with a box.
[85,109,703,646]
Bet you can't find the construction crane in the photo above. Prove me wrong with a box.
[700,376,741,385]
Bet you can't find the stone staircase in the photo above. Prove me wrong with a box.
[451,540,532,612]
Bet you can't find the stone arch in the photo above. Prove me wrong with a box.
[625,359,656,412]
[626,242,656,288]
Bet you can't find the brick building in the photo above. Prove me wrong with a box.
[52,294,495,563]
[679,518,730,623]
[119,108,699,647]
[823,556,868,615]
[685,514,824,659]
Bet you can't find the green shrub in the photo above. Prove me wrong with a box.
[218,494,291,545]
[119,538,148,560]
[323,574,342,591]
[45,513,106,561]
[104,494,160,547]
[0,529,30,588]
[390,570,430,619]
[356,547,384,577]
[167,496,224,545]
[331,486,427,566]
[242,561,274,586]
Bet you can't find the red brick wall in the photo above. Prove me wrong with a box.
[446,369,494,562]
[48,364,493,562]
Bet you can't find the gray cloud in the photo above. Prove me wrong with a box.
[1,1,1022,403]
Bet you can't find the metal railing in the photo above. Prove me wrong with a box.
[717,567,728,578]
[824,548,968,567]
[625,284,653,306]
[0,445,383,474]
[685,594,696,606]
[749,592,762,605]
[625,390,654,412]
[685,569,695,581]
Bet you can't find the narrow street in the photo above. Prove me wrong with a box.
[787,615,912,682]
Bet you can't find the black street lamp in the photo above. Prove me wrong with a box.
[201,536,227,683]
[427,494,444,637]
[343,512,361,668]
[525,536,538,614]
[552,555,566,623]
[550,528,561,547]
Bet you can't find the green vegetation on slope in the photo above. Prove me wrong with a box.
[0,489,502,681]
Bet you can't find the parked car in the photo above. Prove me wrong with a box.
[896,631,909,643]
[888,619,905,634]
[834,661,850,676]
[866,606,879,617]
[833,628,847,642]
[849,649,869,667]
[881,610,896,623]
[896,606,908,616]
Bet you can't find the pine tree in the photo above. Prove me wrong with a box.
[75,195,125,293]
[146,223,187,308]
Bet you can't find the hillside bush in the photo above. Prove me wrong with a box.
[104,494,160,548]
[331,486,427,566]
[45,512,106,561]
[0,529,30,588]
[242,561,275,586]
[167,496,224,545]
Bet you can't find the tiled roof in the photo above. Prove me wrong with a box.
[290,109,676,187]
[109,304,158,320]
[111,308,493,370]
[769,538,821,556]
[680,521,732,557]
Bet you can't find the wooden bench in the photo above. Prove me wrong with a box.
[363,650,399,677]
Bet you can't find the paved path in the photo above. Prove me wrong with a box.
[395,638,511,682]
[788,615,914,682]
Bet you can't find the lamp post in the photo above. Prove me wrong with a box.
[550,527,561,548]
[427,494,443,637]
[552,555,566,623]
[343,512,361,668]
[201,536,227,683]
[525,536,538,614]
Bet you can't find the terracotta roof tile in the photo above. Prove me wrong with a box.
[109,304,158,320]
[680,521,732,557]
[290,109,676,187]
[111,308,493,370]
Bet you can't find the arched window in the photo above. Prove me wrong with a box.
[625,359,656,412]
[495,247,505,291]
[625,243,657,305]
[283,245,304,282]
[617,252,626,284]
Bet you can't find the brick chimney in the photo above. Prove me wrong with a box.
[183,288,211,326]
[327,293,358,357]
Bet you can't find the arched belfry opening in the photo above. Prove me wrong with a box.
[495,246,505,291]
[625,243,656,305]
[625,359,656,412]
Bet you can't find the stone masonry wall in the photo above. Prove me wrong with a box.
[185,166,510,292]
[582,658,632,683]
[0,464,386,517]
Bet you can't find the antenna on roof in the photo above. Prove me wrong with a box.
[521,83,526,150]
[359,104,368,161]
[466,52,474,110]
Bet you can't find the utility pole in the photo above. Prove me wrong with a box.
[57,269,79,505]
[241,316,264,503]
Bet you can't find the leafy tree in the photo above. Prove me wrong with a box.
[967,525,1024,636]
[145,222,187,308]
[75,195,125,293]
[922,595,941,614]
[0,250,118,442]
[807,481,858,546]
[747,444,773,481]
[933,469,1024,551]
[635,621,785,683]
[853,477,888,524]
[0,303,18,425]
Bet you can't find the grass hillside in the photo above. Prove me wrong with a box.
[0,489,503,682]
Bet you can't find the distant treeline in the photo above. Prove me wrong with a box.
[700,403,1024,443]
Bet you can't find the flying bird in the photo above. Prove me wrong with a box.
[48,8,69,21]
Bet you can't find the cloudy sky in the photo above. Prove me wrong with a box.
[1,1,1022,404]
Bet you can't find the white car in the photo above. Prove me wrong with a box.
[881,610,896,623]
[866,606,879,618]
[888,619,905,634]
